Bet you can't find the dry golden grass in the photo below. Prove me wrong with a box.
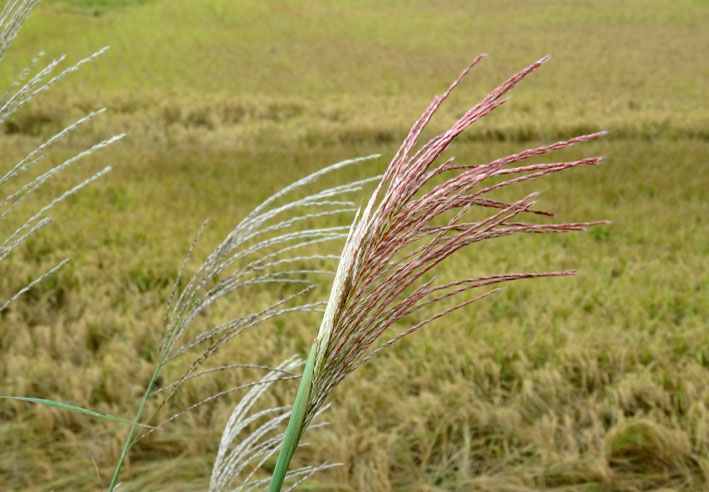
[1,138,707,491]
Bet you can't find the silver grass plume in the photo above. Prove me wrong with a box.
[209,357,338,492]
[149,155,381,428]
[110,155,380,488]
[0,0,123,310]
[304,54,607,425]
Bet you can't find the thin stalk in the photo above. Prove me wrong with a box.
[268,339,318,492]
[108,299,196,490]
[108,362,163,490]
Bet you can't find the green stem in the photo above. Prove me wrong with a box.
[268,339,318,492]
[107,363,163,491]
[108,303,194,490]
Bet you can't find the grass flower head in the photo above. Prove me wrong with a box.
[308,54,606,422]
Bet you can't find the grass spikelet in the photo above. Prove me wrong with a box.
[0,0,39,64]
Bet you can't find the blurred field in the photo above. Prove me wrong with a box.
[1,0,708,491]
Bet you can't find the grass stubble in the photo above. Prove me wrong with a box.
[0,0,708,491]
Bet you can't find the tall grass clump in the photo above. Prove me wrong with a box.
[0,0,123,311]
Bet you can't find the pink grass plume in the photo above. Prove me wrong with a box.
[305,55,607,424]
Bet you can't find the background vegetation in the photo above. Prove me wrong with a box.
[0,0,707,490]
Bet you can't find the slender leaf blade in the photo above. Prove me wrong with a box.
[0,395,151,427]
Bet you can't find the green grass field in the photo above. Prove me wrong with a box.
[1,0,708,490]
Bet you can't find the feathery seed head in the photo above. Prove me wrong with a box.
[306,55,607,423]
